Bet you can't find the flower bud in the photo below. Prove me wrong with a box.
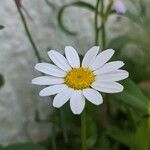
[113,0,127,14]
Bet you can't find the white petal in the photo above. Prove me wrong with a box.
[65,46,80,68]
[83,88,103,105]
[94,61,124,75]
[48,50,71,71]
[82,46,99,67]
[96,69,129,82]
[39,84,67,96]
[53,88,73,108]
[70,91,85,115]
[35,63,66,77]
[89,49,115,71]
[32,76,64,85]
[91,81,123,93]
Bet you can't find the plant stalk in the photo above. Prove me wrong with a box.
[98,0,110,129]
[59,110,69,144]
[51,125,57,150]
[95,0,100,45]
[81,109,87,150]
[100,0,106,49]
[14,0,42,62]
[101,24,106,49]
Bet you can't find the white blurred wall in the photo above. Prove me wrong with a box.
[0,0,126,145]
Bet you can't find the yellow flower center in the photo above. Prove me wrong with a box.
[65,67,95,90]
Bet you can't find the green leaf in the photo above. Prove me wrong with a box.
[107,119,150,150]
[58,1,95,35]
[0,25,4,30]
[86,115,98,148]
[99,135,119,150]
[4,143,47,150]
[106,126,133,147]
[133,118,150,150]
[122,10,150,35]
[108,36,138,51]
[115,79,149,113]
[0,74,5,88]
[99,135,111,150]
[112,143,119,150]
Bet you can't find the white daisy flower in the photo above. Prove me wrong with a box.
[32,46,129,115]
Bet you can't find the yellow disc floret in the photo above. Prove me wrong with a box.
[65,67,95,90]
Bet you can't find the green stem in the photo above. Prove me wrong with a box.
[81,109,87,150]
[98,0,110,130]
[101,24,106,49]
[100,0,106,49]
[59,110,69,144]
[94,0,100,45]
[127,108,136,131]
[14,0,42,62]
[100,0,104,15]
[45,0,56,10]
[51,125,57,150]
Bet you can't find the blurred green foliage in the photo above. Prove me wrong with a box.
[115,79,149,113]
[0,25,4,30]
[0,143,47,150]
[0,74,4,88]
[0,26,5,88]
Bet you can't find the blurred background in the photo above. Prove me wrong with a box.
[0,0,97,144]
[0,0,150,150]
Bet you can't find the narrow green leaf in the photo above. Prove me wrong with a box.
[122,12,150,34]
[86,115,98,148]
[133,118,150,150]
[125,12,141,26]
[4,143,47,150]
[0,25,4,30]
[99,135,111,150]
[106,126,133,147]
[58,1,95,35]
[112,143,119,150]
[108,36,138,51]
[0,74,4,88]
[115,79,149,113]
